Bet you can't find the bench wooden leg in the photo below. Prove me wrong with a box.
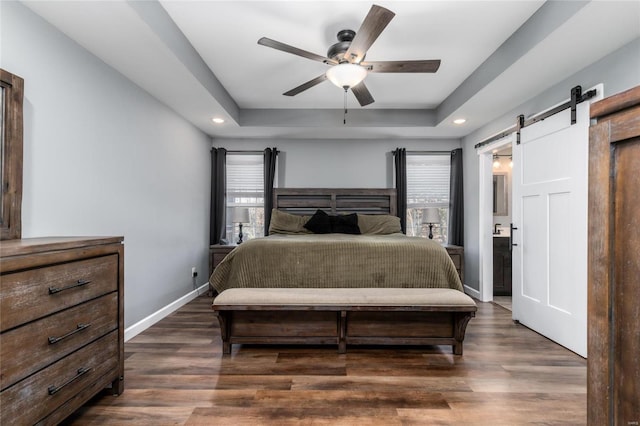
[453,311,475,355]
[453,342,463,355]
[215,311,232,355]
[338,311,347,354]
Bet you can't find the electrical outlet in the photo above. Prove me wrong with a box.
[191,267,197,277]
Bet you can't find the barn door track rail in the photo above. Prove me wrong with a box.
[475,85,597,149]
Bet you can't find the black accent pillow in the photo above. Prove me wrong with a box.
[303,210,332,234]
[330,213,360,234]
[304,210,361,234]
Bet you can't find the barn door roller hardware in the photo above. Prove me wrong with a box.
[475,85,597,148]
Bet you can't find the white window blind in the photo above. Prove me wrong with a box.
[225,154,264,242]
[405,153,451,242]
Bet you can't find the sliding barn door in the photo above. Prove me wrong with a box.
[512,103,590,357]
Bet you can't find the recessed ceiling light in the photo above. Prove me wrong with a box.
[212,117,225,124]
[453,118,466,125]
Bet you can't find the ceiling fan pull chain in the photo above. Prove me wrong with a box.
[343,87,348,125]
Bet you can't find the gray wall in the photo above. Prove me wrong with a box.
[1,2,212,328]
[461,37,640,291]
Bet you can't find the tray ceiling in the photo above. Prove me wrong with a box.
[22,1,640,139]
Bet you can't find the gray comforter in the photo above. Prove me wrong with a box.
[209,234,463,293]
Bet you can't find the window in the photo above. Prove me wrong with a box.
[225,153,264,243]
[406,153,450,243]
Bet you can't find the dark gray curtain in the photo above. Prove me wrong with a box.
[448,148,464,246]
[393,148,407,233]
[210,148,227,245]
[263,147,278,235]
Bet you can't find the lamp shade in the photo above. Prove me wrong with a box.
[326,63,367,89]
[422,208,440,224]
[232,207,250,224]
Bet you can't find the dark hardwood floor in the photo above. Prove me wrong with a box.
[65,296,586,425]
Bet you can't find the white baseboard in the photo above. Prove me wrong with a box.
[124,283,210,342]
[464,284,482,301]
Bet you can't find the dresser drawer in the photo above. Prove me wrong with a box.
[0,254,118,332]
[448,253,461,269]
[0,331,118,425]
[0,293,118,390]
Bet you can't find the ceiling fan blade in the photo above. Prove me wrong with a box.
[343,5,395,64]
[361,60,441,73]
[283,74,328,96]
[351,81,375,107]
[258,37,337,65]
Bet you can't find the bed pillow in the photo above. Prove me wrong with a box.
[329,213,360,234]
[304,210,361,234]
[303,210,332,234]
[268,209,312,235]
[357,214,402,235]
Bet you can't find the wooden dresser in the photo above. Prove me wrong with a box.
[588,85,640,425]
[0,237,124,425]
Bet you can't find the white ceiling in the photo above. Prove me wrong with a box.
[162,1,542,109]
[22,1,640,140]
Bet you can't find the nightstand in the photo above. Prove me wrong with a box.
[209,244,236,277]
[443,244,464,283]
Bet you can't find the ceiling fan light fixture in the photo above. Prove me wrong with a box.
[326,63,367,89]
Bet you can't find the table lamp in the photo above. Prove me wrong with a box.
[232,207,250,244]
[422,208,440,239]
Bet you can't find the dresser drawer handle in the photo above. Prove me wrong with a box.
[48,323,91,344]
[48,279,92,294]
[47,367,92,395]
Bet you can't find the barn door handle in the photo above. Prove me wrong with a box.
[510,223,518,251]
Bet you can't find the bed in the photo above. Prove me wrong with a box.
[210,188,476,355]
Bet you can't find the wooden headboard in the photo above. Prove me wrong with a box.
[273,188,397,217]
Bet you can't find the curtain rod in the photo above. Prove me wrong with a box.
[226,150,264,154]
[392,150,451,155]
[212,149,279,155]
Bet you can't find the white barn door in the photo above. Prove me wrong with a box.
[512,102,590,357]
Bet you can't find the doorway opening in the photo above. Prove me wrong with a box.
[476,134,514,309]
[491,145,513,311]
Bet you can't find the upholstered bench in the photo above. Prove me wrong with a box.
[213,288,477,355]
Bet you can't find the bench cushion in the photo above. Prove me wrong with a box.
[213,288,476,308]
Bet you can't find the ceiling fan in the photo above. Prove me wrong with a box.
[258,4,441,107]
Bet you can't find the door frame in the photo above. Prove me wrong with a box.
[476,133,515,303]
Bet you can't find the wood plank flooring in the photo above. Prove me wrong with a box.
[64,296,586,425]
[492,296,512,312]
